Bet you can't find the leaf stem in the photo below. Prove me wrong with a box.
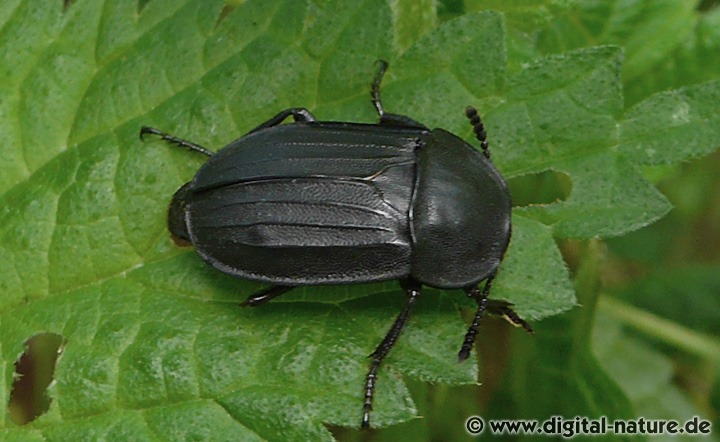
[597,295,720,365]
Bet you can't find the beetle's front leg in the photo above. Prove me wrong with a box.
[458,279,533,361]
[362,279,421,429]
[247,108,317,134]
[457,276,494,362]
[369,60,428,130]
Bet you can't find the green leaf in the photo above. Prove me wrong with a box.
[480,0,697,82]
[486,45,672,238]
[620,80,720,165]
[463,0,573,72]
[390,0,438,52]
[611,265,720,337]
[493,215,575,319]
[623,6,720,106]
[505,316,637,432]
[468,0,712,107]
[2,0,718,438]
[593,313,716,441]
[496,238,637,441]
[560,0,697,83]
[517,152,672,238]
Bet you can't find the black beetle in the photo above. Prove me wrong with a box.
[141,61,531,429]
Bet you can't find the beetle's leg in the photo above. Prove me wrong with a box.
[361,279,421,429]
[140,126,214,157]
[247,108,316,134]
[240,286,295,307]
[369,60,428,130]
[457,274,495,362]
[458,279,533,361]
[465,106,490,159]
[371,59,389,118]
[485,299,533,334]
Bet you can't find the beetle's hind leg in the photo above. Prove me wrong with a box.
[362,279,421,429]
[241,285,296,307]
[140,126,214,157]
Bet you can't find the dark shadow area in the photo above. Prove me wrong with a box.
[137,0,153,14]
[8,333,65,425]
[215,5,237,29]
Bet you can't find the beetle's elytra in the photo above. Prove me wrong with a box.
[141,61,531,429]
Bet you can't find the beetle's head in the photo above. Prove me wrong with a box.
[168,182,193,247]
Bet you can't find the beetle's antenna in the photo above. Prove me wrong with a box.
[140,126,214,157]
[362,279,421,429]
[371,60,389,118]
[465,107,490,159]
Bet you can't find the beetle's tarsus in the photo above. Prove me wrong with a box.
[140,126,214,157]
[241,285,295,307]
[486,300,533,334]
[362,280,420,429]
[361,409,372,429]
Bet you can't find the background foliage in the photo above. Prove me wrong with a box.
[1,0,719,441]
